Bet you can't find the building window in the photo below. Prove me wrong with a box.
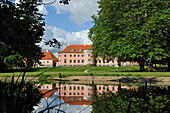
[43,61,45,63]
[74,86,76,90]
[70,55,72,57]
[107,60,109,63]
[70,60,72,63]
[73,93,76,95]
[78,60,80,63]
[82,60,84,63]
[88,93,91,96]
[77,86,80,90]
[81,93,84,95]
[64,55,66,57]
[81,87,84,90]
[74,60,76,63]
[99,60,101,63]
[71,49,75,52]
[79,49,82,52]
[88,49,91,50]
[88,86,91,90]
[82,55,84,57]
[59,55,61,57]
[103,87,105,90]
[74,55,76,57]
[69,93,72,95]
[99,87,101,90]
[47,61,49,63]
[46,86,48,89]
[64,60,67,63]
[64,86,66,90]
[69,86,72,90]
[43,86,45,89]
[112,87,114,91]
[78,55,80,57]
[77,93,80,95]
[71,98,74,101]
[112,60,114,63]
[88,54,90,57]
[64,92,66,95]
[79,98,82,101]
[107,87,109,90]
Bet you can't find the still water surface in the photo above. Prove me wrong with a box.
[34,82,138,113]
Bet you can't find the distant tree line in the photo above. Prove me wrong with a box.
[89,0,170,71]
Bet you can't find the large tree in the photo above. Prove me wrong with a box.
[0,0,45,69]
[89,0,170,71]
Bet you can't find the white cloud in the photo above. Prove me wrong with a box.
[40,26,92,57]
[43,0,99,25]
[34,92,92,113]
[37,5,48,16]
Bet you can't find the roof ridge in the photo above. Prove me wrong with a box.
[41,51,58,60]
[58,45,92,53]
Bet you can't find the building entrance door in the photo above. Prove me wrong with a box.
[88,59,91,64]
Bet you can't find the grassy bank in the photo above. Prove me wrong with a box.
[0,66,169,77]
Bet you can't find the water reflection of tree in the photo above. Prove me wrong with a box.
[92,82,170,113]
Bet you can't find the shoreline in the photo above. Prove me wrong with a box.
[1,76,170,85]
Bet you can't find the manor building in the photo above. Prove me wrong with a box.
[58,44,139,67]
[38,83,137,105]
[58,44,119,66]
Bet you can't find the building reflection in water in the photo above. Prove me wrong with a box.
[38,83,137,105]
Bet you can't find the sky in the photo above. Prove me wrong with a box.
[15,0,99,57]
[33,91,92,113]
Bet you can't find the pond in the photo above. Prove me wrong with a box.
[33,80,169,113]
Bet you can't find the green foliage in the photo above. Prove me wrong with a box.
[0,76,42,113]
[0,0,45,69]
[89,0,170,71]
[58,73,71,78]
[38,74,50,80]
[92,83,170,113]
[4,53,25,68]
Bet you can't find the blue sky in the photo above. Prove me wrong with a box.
[15,0,99,57]
[44,6,94,32]
[34,91,92,113]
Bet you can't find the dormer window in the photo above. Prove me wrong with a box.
[71,49,75,52]
[88,49,91,50]
[79,49,82,52]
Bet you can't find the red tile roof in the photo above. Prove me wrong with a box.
[41,51,58,60]
[58,96,92,105]
[58,45,92,53]
[40,89,58,98]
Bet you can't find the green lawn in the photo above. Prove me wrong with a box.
[0,66,169,77]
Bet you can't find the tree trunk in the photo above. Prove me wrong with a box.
[147,60,157,72]
[139,58,145,71]
[118,59,121,67]
[167,58,170,71]
[93,57,97,66]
